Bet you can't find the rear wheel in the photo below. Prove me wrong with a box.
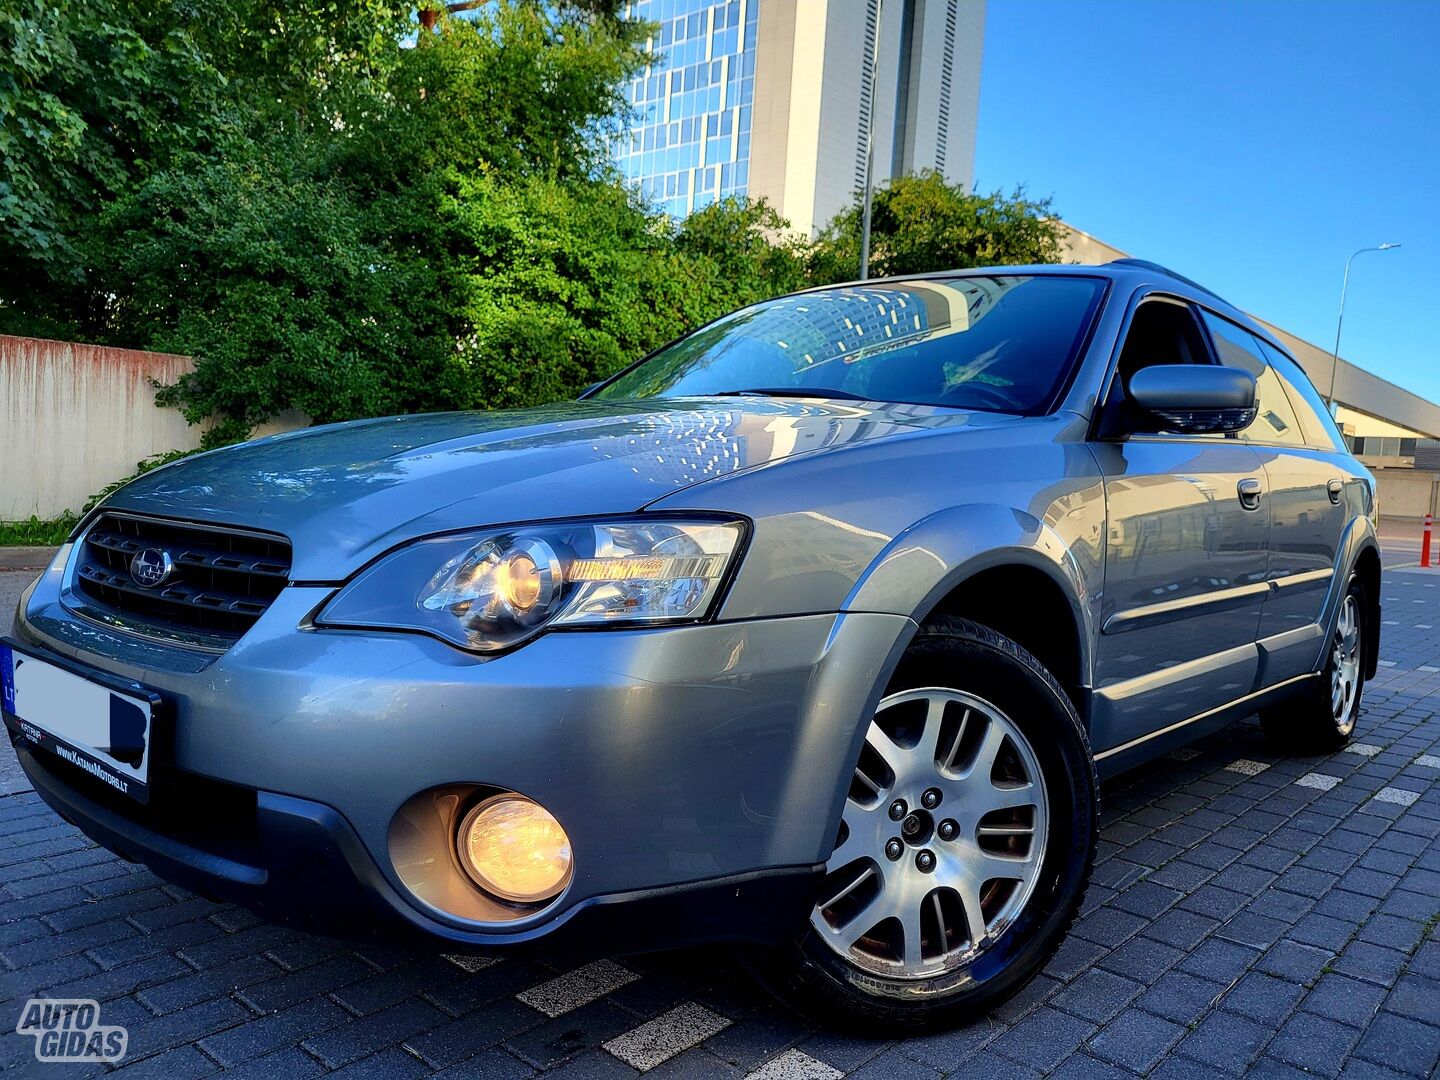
[1261,575,1367,752]
[759,617,1097,1032]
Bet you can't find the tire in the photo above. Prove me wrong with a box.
[755,616,1098,1033]
[1261,574,1367,753]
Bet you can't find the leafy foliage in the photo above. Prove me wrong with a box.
[809,171,1066,284]
[0,0,222,335]
[1,3,1061,447]
[0,514,77,547]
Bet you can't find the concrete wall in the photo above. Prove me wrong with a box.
[2,336,305,519]
[1375,468,1440,522]
[2,336,209,520]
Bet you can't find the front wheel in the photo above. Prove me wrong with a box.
[757,617,1097,1033]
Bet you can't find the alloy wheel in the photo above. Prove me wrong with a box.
[1331,594,1361,730]
[811,688,1049,979]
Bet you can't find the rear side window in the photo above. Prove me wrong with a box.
[1254,341,1348,451]
[1199,311,1305,446]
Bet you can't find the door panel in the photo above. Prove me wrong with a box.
[1193,315,1355,688]
[1254,446,1352,683]
[1090,440,1270,752]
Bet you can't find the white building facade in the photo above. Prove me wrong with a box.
[613,0,986,235]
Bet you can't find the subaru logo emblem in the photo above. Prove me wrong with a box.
[129,548,174,590]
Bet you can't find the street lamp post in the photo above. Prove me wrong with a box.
[1327,243,1401,409]
[858,0,884,281]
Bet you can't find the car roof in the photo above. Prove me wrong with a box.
[819,260,1292,361]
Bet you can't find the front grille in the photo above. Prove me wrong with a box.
[72,513,291,646]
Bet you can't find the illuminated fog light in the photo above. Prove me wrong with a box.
[457,795,572,904]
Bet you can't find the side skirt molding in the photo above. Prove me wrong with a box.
[1093,672,1319,779]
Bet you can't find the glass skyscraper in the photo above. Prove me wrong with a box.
[613,1,985,235]
[613,1,760,220]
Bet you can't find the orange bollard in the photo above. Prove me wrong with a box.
[1424,513,1434,568]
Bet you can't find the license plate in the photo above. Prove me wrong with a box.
[1,641,160,803]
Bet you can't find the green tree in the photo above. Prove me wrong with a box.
[808,171,1065,284]
[4,0,1056,452]
[87,1,664,444]
[450,185,808,410]
[0,0,224,336]
[674,197,810,305]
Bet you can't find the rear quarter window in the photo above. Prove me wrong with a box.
[1254,341,1348,451]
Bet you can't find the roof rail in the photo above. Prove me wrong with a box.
[1107,258,1233,307]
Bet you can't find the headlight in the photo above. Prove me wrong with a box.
[317,517,746,652]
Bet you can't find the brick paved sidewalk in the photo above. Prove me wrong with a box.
[2,569,1437,1078]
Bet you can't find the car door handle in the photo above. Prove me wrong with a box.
[1237,477,1263,511]
[1327,478,1344,505]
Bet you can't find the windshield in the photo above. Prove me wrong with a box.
[594,275,1107,413]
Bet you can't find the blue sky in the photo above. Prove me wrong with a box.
[975,0,1438,402]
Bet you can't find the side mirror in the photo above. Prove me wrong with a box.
[1126,365,1257,435]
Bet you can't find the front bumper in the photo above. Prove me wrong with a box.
[12,566,912,950]
[15,742,820,952]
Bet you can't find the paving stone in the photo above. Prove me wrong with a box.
[333,1048,440,1079]
[121,994,254,1061]
[1219,971,1307,1027]
[200,996,349,1067]
[988,1006,1095,1071]
[3,559,1440,1079]
[1359,913,1428,952]
[742,1048,843,1080]
[302,998,449,1069]
[1383,974,1440,1026]
[518,960,641,1018]
[898,1018,1002,1072]
[209,1047,327,1080]
[602,1002,731,1072]
[944,1050,1043,1080]
[1254,938,1334,982]
[236,952,373,1013]
[1052,968,1145,1023]
[405,999,541,1068]
[1352,1011,1440,1077]
[136,953,280,1014]
[1174,935,1259,982]
[701,1007,808,1071]
[1084,1008,1185,1072]
[1347,744,1386,758]
[108,1044,216,1079]
[1047,1053,1134,1080]
[1302,973,1389,1028]
[1226,759,1271,776]
[1143,908,1220,950]
[1174,1011,1274,1073]
[1265,1011,1362,1076]
[1334,940,1412,987]
[1096,935,1185,982]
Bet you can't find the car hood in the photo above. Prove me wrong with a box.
[100,397,1012,579]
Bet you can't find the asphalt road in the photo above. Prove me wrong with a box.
[0,574,27,637]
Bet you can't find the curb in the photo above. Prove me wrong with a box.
[0,547,58,572]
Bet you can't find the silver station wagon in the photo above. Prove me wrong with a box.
[4,260,1379,1030]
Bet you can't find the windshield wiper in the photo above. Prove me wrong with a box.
[710,387,871,402]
